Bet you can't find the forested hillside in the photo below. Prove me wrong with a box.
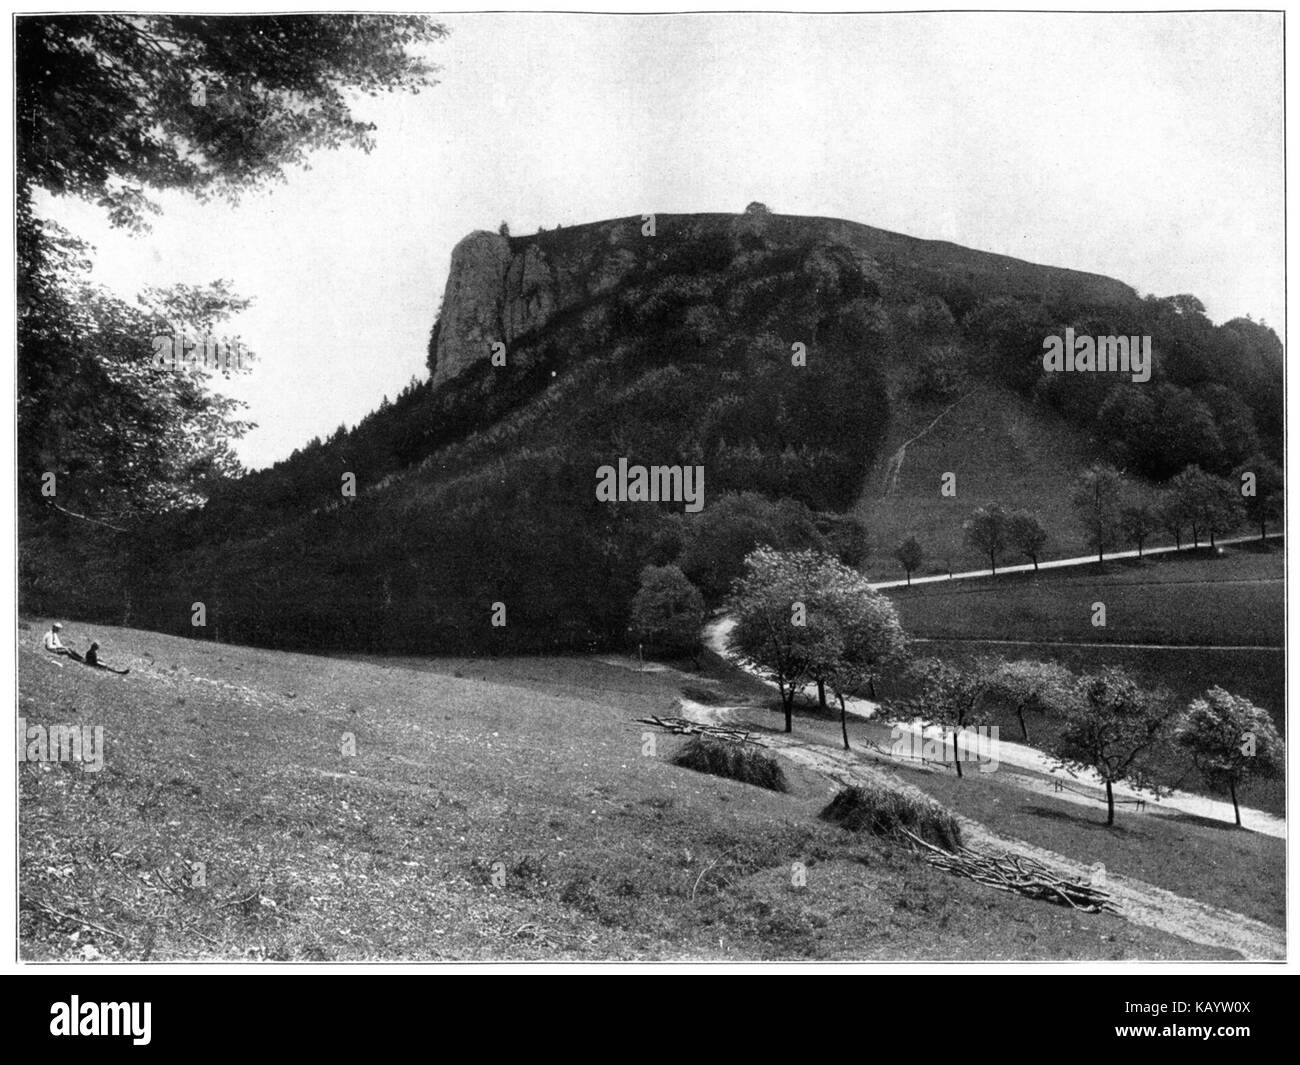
[22,210,1283,654]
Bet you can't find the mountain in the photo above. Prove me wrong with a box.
[22,208,1282,654]
[428,212,1138,390]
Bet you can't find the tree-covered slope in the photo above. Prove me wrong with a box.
[23,210,1282,655]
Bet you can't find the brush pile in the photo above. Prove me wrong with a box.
[899,828,1120,914]
[635,715,750,743]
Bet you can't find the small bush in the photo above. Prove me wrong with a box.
[820,784,962,852]
[673,737,788,793]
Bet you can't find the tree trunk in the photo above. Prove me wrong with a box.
[1032,556,1038,571]
[906,570,912,586]
[1231,780,1241,827]
[1016,707,1028,742]
[1210,527,1217,547]
[1105,779,1115,826]
[783,690,793,733]
[838,695,850,751]
[817,679,827,710]
[952,728,963,778]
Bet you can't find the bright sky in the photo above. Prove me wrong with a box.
[38,10,1284,471]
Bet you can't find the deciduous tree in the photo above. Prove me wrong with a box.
[894,535,924,585]
[963,503,1009,574]
[1050,667,1181,826]
[1177,687,1284,827]
[1006,510,1047,570]
[1071,464,1124,562]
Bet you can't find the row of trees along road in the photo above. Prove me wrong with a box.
[895,656,1284,826]
[726,548,1283,827]
[892,454,1281,581]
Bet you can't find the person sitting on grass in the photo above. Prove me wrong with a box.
[83,641,129,675]
[42,623,83,662]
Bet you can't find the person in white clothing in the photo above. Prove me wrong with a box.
[42,623,83,662]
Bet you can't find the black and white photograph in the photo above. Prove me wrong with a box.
[7,3,1291,987]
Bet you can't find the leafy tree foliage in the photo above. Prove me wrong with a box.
[1168,465,1243,547]
[726,548,841,733]
[895,659,993,779]
[963,503,1009,573]
[18,14,446,531]
[814,567,909,750]
[629,564,705,664]
[1177,687,1284,827]
[18,14,445,227]
[1119,500,1158,557]
[1005,510,1047,570]
[1071,464,1124,562]
[979,657,1074,742]
[726,548,908,738]
[893,535,924,584]
[1234,454,1283,541]
[1049,667,1182,826]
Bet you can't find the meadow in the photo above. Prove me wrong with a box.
[18,621,1226,962]
[888,543,1283,647]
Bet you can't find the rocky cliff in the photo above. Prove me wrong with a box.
[430,220,647,389]
[429,212,1140,389]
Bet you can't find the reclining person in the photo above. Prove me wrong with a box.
[42,623,83,662]
[84,641,129,675]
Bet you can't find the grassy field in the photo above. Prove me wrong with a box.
[854,384,1149,574]
[873,543,1285,814]
[887,543,1284,647]
[18,620,1229,961]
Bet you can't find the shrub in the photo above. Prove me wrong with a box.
[673,737,788,792]
[820,783,962,851]
[629,564,705,661]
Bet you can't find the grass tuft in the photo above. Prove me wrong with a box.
[673,737,788,792]
[821,783,962,852]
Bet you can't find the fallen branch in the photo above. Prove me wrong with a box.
[896,827,1119,914]
[29,899,130,941]
[636,715,751,743]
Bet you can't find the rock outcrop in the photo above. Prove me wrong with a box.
[429,211,1139,390]
[430,219,653,389]
[431,230,513,390]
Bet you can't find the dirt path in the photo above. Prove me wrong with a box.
[879,390,976,497]
[680,700,1283,960]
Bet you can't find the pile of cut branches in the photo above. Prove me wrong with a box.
[635,715,751,743]
[899,828,1120,914]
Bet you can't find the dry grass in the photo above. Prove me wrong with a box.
[821,783,962,851]
[673,737,788,792]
